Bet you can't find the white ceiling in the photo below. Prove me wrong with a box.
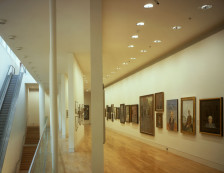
[0,0,224,91]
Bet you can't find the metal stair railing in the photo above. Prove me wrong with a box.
[0,65,15,111]
[0,65,24,172]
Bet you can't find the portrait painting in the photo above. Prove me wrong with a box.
[120,104,126,124]
[155,92,164,112]
[111,104,114,122]
[200,98,223,136]
[156,113,163,128]
[116,107,120,119]
[140,94,155,136]
[125,105,130,122]
[75,101,79,114]
[181,97,196,135]
[84,105,89,120]
[131,104,138,124]
[166,99,178,131]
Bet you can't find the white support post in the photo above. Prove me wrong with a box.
[90,0,104,172]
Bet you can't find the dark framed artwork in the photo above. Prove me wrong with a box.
[107,107,111,120]
[131,104,138,124]
[155,92,164,112]
[75,101,79,114]
[116,107,120,119]
[84,105,89,120]
[156,113,163,128]
[111,104,114,122]
[125,105,130,122]
[140,94,155,136]
[200,98,223,136]
[120,104,126,123]
[181,97,196,135]
[166,99,178,131]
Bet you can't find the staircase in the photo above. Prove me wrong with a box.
[0,75,18,146]
[20,126,39,171]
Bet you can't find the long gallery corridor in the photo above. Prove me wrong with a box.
[46,125,223,173]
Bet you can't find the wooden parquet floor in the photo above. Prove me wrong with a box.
[46,125,223,173]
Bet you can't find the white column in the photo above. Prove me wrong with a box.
[49,0,58,172]
[90,0,104,172]
[39,84,45,136]
[68,54,75,152]
[58,84,62,132]
[61,74,66,138]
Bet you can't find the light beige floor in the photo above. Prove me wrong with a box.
[45,125,223,173]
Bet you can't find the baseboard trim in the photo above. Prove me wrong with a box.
[106,126,224,172]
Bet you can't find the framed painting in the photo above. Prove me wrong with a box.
[156,113,163,128]
[75,101,79,114]
[166,99,178,131]
[155,92,164,112]
[111,104,114,122]
[84,105,89,120]
[181,97,196,135]
[107,107,111,120]
[116,107,120,119]
[140,94,155,136]
[120,104,126,123]
[131,104,138,124]
[125,105,130,122]
[200,98,223,136]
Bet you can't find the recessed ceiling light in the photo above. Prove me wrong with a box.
[0,19,7,24]
[172,26,182,30]
[111,71,116,74]
[8,35,16,39]
[130,57,136,60]
[131,35,138,39]
[16,47,23,50]
[123,62,128,65]
[144,3,153,8]
[201,4,212,10]
[128,45,134,48]
[137,22,144,26]
[116,66,121,70]
[154,40,161,43]
[140,50,147,53]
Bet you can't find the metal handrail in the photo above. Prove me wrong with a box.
[0,69,24,172]
[0,65,15,112]
[28,117,48,173]
[7,65,15,75]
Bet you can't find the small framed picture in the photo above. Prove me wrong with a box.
[181,97,196,135]
[125,105,130,122]
[200,98,223,136]
[155,92,164,112]
[120,104,125,124]
[130,104,138,124]
[166,99,178,132]
[156,113,163,128]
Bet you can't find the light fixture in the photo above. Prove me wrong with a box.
[144,3,153,8]
[130,57,136,60]
[154,40,161,43]
[172,26,182,30]
[0,19,7,24]
[201,4,212,10]
[140,50,147,53]
[8,35,16,40]
[131,35,138,39]
[137,22,144,26]
[128,45,134,48]
[123,62,128,65]
[16,47,23,50]
[111,71,116,74]
[116,66,121,70]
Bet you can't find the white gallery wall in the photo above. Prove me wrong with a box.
[105,29,224,171]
